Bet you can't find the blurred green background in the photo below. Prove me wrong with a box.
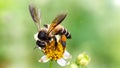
[0,0,120,68]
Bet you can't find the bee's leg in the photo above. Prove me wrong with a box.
[53,36,57,47]
[61,35,67,47]
[34,46,38,49]
[36,40,46,48]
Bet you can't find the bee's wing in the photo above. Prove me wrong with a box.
[29,4,41,30]
[47,13,67,34]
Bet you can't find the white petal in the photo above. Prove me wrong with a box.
[34,32,39,41]
[57,58,69,66]
[38,55,50,63]
[63,50,72,59]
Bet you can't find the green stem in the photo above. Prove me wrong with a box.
[49,60,53,68]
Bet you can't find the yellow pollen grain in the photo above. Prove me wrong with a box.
[43,40,65,60]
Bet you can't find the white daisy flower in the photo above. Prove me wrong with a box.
[38,49,72,66]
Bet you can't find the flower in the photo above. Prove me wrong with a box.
[76,52,90,66]
[34,33,72,66]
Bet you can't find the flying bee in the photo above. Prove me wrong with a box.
[29,4,71,49]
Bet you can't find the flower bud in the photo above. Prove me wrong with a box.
[76,52,90,66]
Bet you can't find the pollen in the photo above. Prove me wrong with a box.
[43,40,65,60]
[61,35,67,41]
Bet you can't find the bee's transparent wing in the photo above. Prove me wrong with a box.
[29,4,41,30]
[47,13,67,34]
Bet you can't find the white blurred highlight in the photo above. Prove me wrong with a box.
[113,0,120,7]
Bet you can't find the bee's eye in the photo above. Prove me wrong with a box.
[43,24,48,28]
[38,31,47,40]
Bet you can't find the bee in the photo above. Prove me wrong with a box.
[29,4,71,49]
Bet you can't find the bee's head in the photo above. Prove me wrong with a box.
[38,30,52,41]
[38,30,47,40]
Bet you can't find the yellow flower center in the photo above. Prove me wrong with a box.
[43,40,65,60]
